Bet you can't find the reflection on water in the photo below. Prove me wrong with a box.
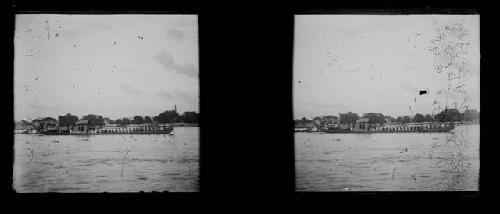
[13,127,199,192]
[295,124,479,191]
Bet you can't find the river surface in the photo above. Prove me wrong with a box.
[13,127,199,192]
[295,124,479,191]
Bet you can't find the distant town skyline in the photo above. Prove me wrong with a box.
[293,108,479,121]
[293,15,480,119]
[14,14,199,121]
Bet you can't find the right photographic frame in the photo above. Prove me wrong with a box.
[293,13,480,191]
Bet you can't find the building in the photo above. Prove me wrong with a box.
[294,119,319,132]
[355,118,370,130]
[71,120,92,134]
[322,115,338,125]
[313,115,339,129]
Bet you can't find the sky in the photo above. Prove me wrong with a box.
[14,14,199,121]
[293,15,480,119]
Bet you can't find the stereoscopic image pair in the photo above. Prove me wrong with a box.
[13,13,479,192]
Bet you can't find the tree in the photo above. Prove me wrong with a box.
[434,109,462,122]
[81,114,105,127]
[34,117,58,131]
[122,118,131,125]
[402,116,412,123]
[462,109,479,122]
[362,113,386,124]
[20,120,32,126]
[412,113,425,123]
[97,116,104,126]
[132,116,145,124]
[115,119,123,125]
[424,114,434,122]
[156,110,179,123]
[42,117,57,122]
[59,113,79,127]
[103,117,114,124]
[395,116,403,123]
[339,112,360,125]
[384,116,395,123]
[144,116,153,124]
[31,119,42,129]
[180,111,199,123]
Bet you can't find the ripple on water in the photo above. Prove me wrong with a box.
[295,125,479,191]
[13,127,199,192]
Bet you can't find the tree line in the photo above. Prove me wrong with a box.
[295,108,479,125]
[16,110,199,128]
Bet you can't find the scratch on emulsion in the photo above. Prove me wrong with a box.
[427,21,473,115]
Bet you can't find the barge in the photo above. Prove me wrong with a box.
[39,127,173,135]
[38,119,174,135]
[321,125,454,134]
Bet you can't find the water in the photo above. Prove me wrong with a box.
[13,127,199,192]
[295,124,479,191]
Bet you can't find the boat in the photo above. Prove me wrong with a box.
[36,125,174,135]
[95,126,173,135]
[321,125,454,134]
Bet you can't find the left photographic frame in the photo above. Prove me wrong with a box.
[13,13,199,192]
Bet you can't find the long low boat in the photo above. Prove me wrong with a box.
[94,126,173,135]
[40,126,173,135]
[320,126,454,134]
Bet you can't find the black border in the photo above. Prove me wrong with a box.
[4,1,491,204]
[5,2,204,201]
[291,7,486,200]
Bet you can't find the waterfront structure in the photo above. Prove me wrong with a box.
[313,115,339,129]
[294,120,319,132]
[355,118,370,131]
[71,120,92,134]
[14,120,35,134]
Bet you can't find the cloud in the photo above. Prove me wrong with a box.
[403,65,421,72]
[166,29,185,42]
[174,90,198,107]
[339,68,359,73]
[438,88,459,100]
[120,84,142,96]
[121,67,136,73]
[156,90,176,100]
[60,29,83,40]
[400,82,419,94]
[155,50,198,79]
[172,16,198,28]
[341,28,363,38]
[156,90,198,107]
